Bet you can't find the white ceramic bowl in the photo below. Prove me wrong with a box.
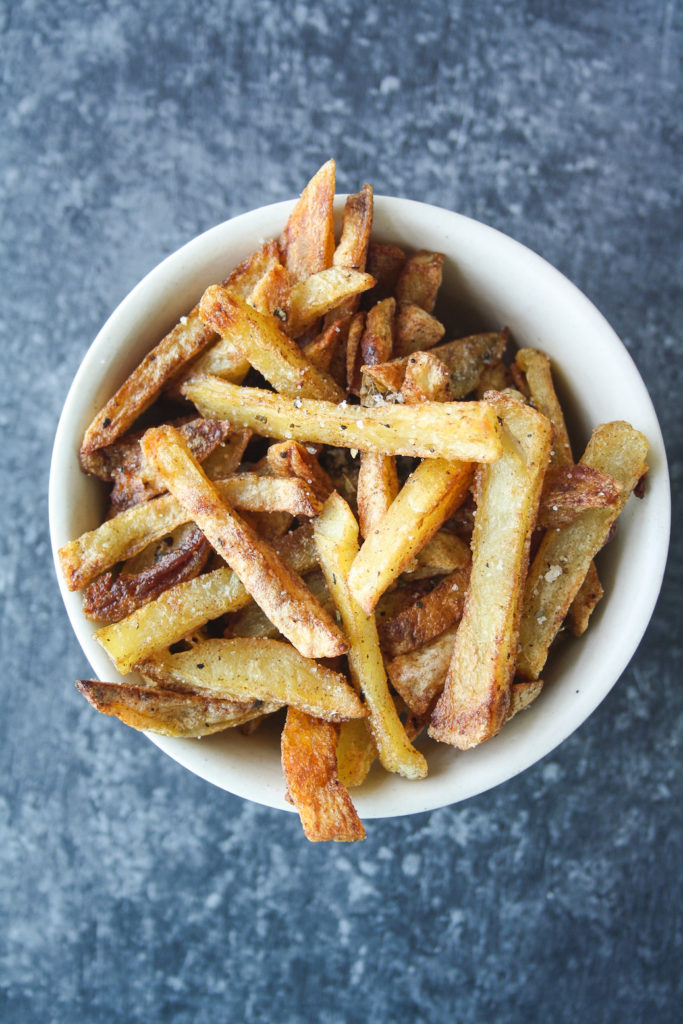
[49,196,670,818]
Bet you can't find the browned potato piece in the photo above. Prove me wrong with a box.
[378,562,470,658]
[324,183,374,323]
[281,708,366,842]
[429,392,552,749]
[517,421,648,679]
[247,262,291,321]
[401,351,452,404]
[265,440,334,503]
[538,464,622,529]
[279,159,336,284]
[345,310,367,394]
[199,287,344,402]
[394,303,445,357]
[566,562,604,637]
[395,250,444,313]
[302,317,349,373]
[360,297,395,366]
[183,376,502,464]
[140,425,347,660]
[506,680,544,721]
[336,719,377,788]
[287,268,376,337]
[76,680,275,737]
[386,626,458,716]
[516,347,573,466]
[365,241,407,300]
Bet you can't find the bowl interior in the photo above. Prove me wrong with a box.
[49,196,670,818]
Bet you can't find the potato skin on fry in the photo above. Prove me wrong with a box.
[281,707,366,843]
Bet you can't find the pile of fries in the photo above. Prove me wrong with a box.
[59,160,649,841]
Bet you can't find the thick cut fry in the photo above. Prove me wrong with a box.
[517,421,649,679]
[247,262,290,320]
[80,308,219,468]
[429,392,552,749]
[140,426,347,659]
[281,708,366,842]
[348,458,474,614]
[59,474,322,591]
[362,330,508,400]
[83,527,211,623]
[95,524,318,673]
[199,287,344,402]
[378,562,470,657]
[76,680,277,737]
[324,184,374,323]
[395,250,444,313]
[314,494,428,780]
[516,348,573,466]
[387,626,458,716]
[183,375,502,464]
[280,159,336,284]
[394,303,445,357]
[141,639,363,722]
[401,351,452,404]
[287,268,375,337]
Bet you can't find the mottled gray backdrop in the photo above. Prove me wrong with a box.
[1,1,681,1022]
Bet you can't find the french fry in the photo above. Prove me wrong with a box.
[345,310,366,393]
[360,298,395,366]
[140,425,347,660]
[182,375,502,463]
[378,562,470,658]
[247,261,290,320]
[76,679,279,737]
[506,680,544,722]
[324,184,373,323]
[516,348,573,466]
[281,708,366,842]
[226,570,332,641]
[302,317,348,374]
[141,638,364,722]
[395,250,444,313]
[429,392,552,749]
[336,719,377,788]
[198,287,344,402]
[95,523,318,673]
[394,303,445,357]
[279,159,336,284]
[265,440,334,503]
[314,493,428,780]
[386,626,458,717]
[537,464,622,529]
[365,241,407,300]
[409,530,471,578]
[517,421,648,680]
[348,458,474,614]
[400,351,452,404]
[287,267,375,337]
[58,474,323,591]
[566,562,604,637]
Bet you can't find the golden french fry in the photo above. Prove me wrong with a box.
[182,375,502,463]
[265,440,334,502]
[141,638,364,722]
[76,679,277,737]
[360,297,395,365]
[516,348,573,465]
[199,286,344,402]
[386,626,458,717]
[281,707,366,842]
[517,421,648,680]
[348,458,474,614]
[140,425,347,659]
[538,464,622,529]
[247,262,290,320]
[506,680,544,722]
[345,310,366,393]
[336,718,377,788]
[410,530,471,577]
[279,159,336,284]
[95,524,318,673]
[395,250,444,313]
[287,267,375,337]
[314,493,428,780]
[429,392,552,749]
[324,184,374,323]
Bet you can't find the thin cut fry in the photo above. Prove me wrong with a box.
[281,708,366,842]
[429,392,552,748]
[182,375,502,463]
[348,458,474,614]
[198,286,344,402]
[517,420,648,679]
[141,638,364,723]
[140,425,347,659]
[516,348,573,466]
[314,493,428,780]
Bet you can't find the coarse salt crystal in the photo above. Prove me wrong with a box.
[544,565,562,583]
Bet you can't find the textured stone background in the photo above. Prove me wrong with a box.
[1,1,681,1021]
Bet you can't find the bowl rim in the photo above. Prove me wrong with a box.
[49,194,671,819]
